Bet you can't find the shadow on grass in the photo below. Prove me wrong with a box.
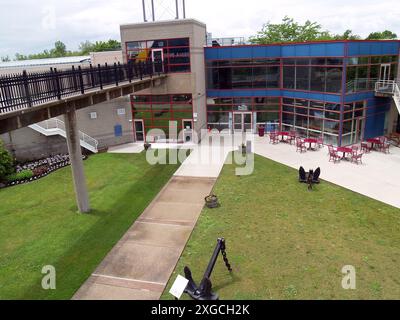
[20,161,179,300]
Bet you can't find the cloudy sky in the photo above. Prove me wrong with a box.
[1,0,399,58]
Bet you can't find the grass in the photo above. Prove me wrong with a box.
[162,153,400,299]
[0,152,183,299]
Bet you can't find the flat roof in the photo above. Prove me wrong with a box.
[120,18,206,30]
[0,56,91,69]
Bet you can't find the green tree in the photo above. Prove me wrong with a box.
[79,39,121,55]
[366,30,397,40]
[333,29,361,40]
[51,41,67,57]
[1,56,10,62]
[0,140,14,182]
[249,16,332,44]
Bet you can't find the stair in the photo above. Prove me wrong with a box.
[375,80,400,114]
[29,118,98,153]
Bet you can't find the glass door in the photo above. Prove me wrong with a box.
[134,120,145,142]
[151,49,164,73]
[232,112,252,133]
[182,119,193,142]
[379,63,391,81]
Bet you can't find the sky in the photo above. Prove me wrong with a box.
[0,0,399,58]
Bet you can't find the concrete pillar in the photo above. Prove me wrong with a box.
[64,107,90,213]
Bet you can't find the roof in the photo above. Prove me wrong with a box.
[0,56,91,69]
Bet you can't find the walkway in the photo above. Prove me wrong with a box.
[73,176,215,300]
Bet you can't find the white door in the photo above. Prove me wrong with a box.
[379,63,391,81]
[151,49,164,73]
[233,112,252,133]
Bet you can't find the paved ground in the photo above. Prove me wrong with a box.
[253,135,400,209]
[73,176,215,300]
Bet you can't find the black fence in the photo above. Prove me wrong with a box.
[0,61,166,114]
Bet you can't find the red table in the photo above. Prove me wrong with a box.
[367,138,383,150]
[337,147,353,159]
[303,138,318,150]
[276,131,290,142]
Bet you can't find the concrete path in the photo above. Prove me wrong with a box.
[73,176,215,300]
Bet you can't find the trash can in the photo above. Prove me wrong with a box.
[258,125,265,137]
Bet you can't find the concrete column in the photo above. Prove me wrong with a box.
[64,107,90,213]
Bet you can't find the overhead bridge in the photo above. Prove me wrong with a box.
[0,61,167,134]
[0,61,167,213]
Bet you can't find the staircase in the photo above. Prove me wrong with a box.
[375,80,400,114]
[29,118,98,153]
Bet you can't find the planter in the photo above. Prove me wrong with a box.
[205,194,219,209]
[257,125,265,137]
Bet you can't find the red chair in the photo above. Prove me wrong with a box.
[380,142,390,154]
[351,152,364,165]
[361,141,371,153]
[296,138,307,153]
[329,150,341,163]
[269,132,279,144]
[351,145,359,153]
[316,136,324,149]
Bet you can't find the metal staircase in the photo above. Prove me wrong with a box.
[375,80,400,114]
[29,118,98,153]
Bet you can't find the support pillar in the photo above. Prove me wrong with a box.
[64,107,90,213]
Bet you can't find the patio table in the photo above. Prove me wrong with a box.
[303,138,318,150]
[276,131,290,142]
[337,147,353,159]
[366,138,382,150]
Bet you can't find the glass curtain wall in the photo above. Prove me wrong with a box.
[131,94,193,139]
[126,38,190,73]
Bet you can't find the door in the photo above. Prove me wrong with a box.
[182,119,193,142]
[134,120,145,142]
[233,112,252,133]
[379,63,391,81]
[354,117,364,144]
[151,49,164,73]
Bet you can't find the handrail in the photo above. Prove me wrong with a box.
[36,118,99,151]
[0,60,166,114]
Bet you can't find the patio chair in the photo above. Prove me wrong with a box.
[380,142,390,154]
[351,145,359,153]
[361,141,371,153]
[312,167,321,184]
[351,152,363,165]
[287,132,296,145]
[316,136,324,149]
[296,138,307,153]
[269,132,279,144]
[327,144,334,155]
[329,150,341,163]
[298,166,307,183]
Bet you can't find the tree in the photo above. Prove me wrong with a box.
[79,39,121,55]
[1,56,10,62]
[366,30,397,40]
[333,29,361,40]
[0,140,14,182]
[51,41,67,57]
[249,16,332,44]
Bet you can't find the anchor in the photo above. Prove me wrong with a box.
[184,238,232,300]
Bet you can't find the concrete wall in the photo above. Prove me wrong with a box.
[90,51,123,66]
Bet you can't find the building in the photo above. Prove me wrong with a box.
[1,18,400,161]
[124,19,400,147]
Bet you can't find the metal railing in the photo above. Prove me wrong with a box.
[375,79,399,95]
[0,60,166,114]
[31,118,99,152]
[345,78,378,93]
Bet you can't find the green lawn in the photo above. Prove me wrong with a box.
[162,153,400,299]
[0,152,182,299]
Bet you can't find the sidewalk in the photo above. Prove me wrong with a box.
[73,176,215,300]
